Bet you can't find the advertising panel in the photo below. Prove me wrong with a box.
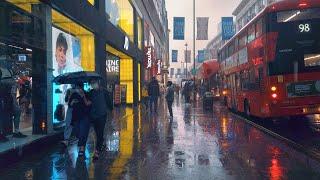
[52,27,83,123]
[144,46,155,69]
[222,17,235,40]
[173,17,185,40]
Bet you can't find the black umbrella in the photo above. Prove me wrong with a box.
[52,71,102,85]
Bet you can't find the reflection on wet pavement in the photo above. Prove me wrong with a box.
[1,98,320,179]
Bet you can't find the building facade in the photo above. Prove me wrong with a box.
[0,0,168,135]
[233,0,280,32]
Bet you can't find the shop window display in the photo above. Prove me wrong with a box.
[51,10,95,126]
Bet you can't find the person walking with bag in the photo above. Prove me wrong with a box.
[148,77,160,113]
[68,83,91,157]
[61,84,77,147]
[165,81,175,119]
[88,80,113,160]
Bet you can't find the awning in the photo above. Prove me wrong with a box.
[198,59,219,79]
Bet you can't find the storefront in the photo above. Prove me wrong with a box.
[0,0,145,138]
[0,1,95,135]
[106,45,141,105]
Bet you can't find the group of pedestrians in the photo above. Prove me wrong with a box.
[141,76,175,119]
[62,80,113,160]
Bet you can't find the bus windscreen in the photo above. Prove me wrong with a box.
[277,8,320,23]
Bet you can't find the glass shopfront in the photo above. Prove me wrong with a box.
[107,45,134,104]
[0,0,95,137]
[105,0,134,42]
[0,0,46,136]
[51,9,95,126]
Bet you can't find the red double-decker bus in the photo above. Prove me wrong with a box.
[218,0,320,118]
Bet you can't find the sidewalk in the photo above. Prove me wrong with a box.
[0,105,131,169]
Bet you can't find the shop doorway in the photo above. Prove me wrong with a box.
[106,45,135,104]
[0,41,33,135]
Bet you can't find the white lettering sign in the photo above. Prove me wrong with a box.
[146,47,152,68]
[106,59,120,73]
[157,59,161,75]
[124,36,129,50]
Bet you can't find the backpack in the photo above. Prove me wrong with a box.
[54,104,65,121]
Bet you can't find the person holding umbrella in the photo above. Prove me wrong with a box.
[88,80,113,160]
[68,82,91,157]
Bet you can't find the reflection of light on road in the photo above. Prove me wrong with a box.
[222,117,228,138]
[109,108,134,179]
[314,114,320,122]
[269,158,283,180]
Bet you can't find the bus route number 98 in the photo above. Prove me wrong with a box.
[298,23,311,33]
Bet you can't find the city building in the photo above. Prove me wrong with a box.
[0,0,168,137]
[233,0,280,32]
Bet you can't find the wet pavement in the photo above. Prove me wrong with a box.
[1,96,320,179]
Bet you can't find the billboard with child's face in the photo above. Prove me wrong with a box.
[52,27,83,76]
[52,27,83,124]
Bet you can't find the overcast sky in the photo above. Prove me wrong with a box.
[166,0,242,62]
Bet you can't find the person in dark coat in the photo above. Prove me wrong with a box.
[165,81,175,119]
[88,80,113,160]
[68,83,91,157]
[148,77,160,113]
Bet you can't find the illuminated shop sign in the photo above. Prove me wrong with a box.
[144,46,155,69]
[157,59,162,75]
[106,59,120,73]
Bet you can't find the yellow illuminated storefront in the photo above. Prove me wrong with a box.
[52,9,95,71]
[106,45,136,104]
[51,10,95,124]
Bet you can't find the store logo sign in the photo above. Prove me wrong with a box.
[106,59,120,73]
[157,59,162,75]
[124,36,129,50]
[144,46,153,69]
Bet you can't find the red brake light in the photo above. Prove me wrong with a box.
[272,93,277,99]
[298,3,308,7]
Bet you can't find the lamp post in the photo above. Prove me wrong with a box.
[193,0,196,102]
[185,42,188,79]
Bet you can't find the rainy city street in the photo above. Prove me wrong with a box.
[1,97,320,179]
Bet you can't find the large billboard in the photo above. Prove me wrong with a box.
[222,17,235,40]
[52,27,83,123]
[173,17,185,40]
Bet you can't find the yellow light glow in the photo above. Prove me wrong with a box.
[52,9,95,71]
[271,86,277,91]
[118,0,134,41]
[138,63,141,101]
[6,0,39,12]
[87,0,94,5]
[120,59,133,103]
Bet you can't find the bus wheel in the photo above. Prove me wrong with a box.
[244,100,250,117]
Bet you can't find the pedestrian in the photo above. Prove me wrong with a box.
[165,81,175,119]
[0,69,10,142]
[68,82,91,157]
[61,84,77,147]
[88,80,113,160]
[182,81,191,104]
[11,83,27,138]
[141,84,149,109]
[148,77,160,113]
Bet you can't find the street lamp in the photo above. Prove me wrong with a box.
[185,42,188,79]
[193,0,196,102]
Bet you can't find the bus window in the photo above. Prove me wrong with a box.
[239,32,247,48]
[256,18,264,38]
[228,42,235,57]
[247,25,255,42]
[235,38,239,52]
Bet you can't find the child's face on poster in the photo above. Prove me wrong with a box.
[55,46,67,69]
